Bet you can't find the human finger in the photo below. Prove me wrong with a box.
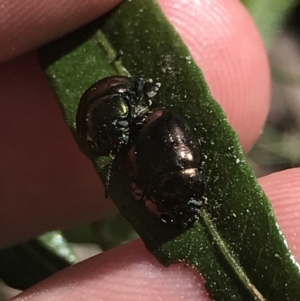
[0,0,122,63]
[158,0,270,151]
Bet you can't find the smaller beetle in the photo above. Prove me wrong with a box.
[76,76,160,156]
[76,76,203,227]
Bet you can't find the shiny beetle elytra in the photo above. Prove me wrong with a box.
[76,76,203,227]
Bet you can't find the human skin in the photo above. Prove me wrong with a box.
[0,0,299,300]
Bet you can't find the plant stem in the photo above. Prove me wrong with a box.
[96,31,131,76]
[201,209,265,301]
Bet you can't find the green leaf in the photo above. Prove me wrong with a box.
[37,231,78,264]
[241,0,297,46]
[91,215,139,251]
[38,0,300,300]
[63,216,138,251]
[0,232,75,290]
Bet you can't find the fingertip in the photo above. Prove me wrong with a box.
[158,0,270,151]
[13,240,210,301]
[0,0,122,63]
[0,53,114,247]
[259,168,300,262]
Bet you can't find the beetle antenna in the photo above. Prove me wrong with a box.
[104,157,112,199]
[104,140,126,199]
